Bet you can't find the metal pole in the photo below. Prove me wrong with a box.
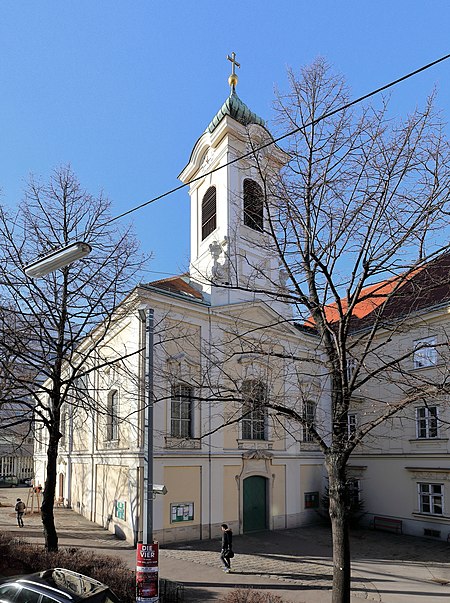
[142,308,154,545]
[137,308,159,603]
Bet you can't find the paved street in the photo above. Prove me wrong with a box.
[1,487,450,603]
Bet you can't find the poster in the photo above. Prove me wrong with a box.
[136,542,159,603]
[170,502,194,523]
[115,500,126,520]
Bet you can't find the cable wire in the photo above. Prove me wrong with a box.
[99,53,450,229]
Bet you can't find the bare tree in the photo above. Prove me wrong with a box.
[260,59,450,603]
[0,166,146,551]
[201,59,450,603]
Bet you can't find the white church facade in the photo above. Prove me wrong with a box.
[34,59,450,545]
[34,62,328,544]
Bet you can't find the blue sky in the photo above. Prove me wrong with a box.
[1,1,450,281]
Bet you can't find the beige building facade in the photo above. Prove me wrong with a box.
[34,77,328,544]
[34,72,450,546]
[34,285,326,544]
[348,299,450,540]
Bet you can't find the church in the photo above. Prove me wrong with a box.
[34,56,326,545]
[34,55,450,545]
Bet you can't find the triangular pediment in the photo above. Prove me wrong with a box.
[213,299,302,337]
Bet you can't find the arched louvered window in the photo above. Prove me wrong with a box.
[202,186,216,240]
[244,179,264,232]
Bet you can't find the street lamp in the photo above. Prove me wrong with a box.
[138,306,155,546]
[136,306,162,603]
[24,241,92,278]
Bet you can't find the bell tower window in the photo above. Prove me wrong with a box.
[243,179,263,232]
[202,186,217,240]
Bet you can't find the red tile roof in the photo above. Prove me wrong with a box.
[147,275,204,301]
[307,254,450,330]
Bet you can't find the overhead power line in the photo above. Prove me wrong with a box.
[100,52,450,229]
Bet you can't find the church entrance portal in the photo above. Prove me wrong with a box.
[243,475,268,532]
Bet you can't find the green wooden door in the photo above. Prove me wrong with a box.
[243,476,267,533]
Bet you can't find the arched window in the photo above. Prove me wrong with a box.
[243,179,264,232]
[242,379,267,440]
[106,390,119,441]
[171,384,193,438]
[202,186,216,240]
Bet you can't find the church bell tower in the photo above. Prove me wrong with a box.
[179,54,289,312]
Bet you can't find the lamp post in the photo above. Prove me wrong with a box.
[138,306,155,545]
[136,307,159,603]
[24,241,92,278]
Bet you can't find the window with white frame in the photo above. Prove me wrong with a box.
[413,336,437,369]
[242,380,267,440]
[347,413,357,437]
[106,390,119,441]
[171,384,193,438]
[302,399,316,443]
[415,406,438,439]
[418,482,443,515]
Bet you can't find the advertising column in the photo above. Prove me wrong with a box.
[136,542,159,603]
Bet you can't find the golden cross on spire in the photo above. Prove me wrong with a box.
[227,52,240,75]
[227,52,240,90]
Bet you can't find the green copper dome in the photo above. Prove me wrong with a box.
[207,90,265,133]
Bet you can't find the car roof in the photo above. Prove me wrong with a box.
[1,569,120,603]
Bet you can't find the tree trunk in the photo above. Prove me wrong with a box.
[41,424,59,551]
[326,454,351,603]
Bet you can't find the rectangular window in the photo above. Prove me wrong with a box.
[347,413,357,437]
[418,483,443,515]
[171,385,193,438]
[242,380,267,440]
[0,457,14,475]
[106,390,119,441]
[413,336,437,369]
[302,400,316,442]
[416,406,438,439]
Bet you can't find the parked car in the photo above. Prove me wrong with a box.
[0,475,19,488]
[0,568,122,603]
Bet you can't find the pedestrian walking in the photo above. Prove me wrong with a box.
[15,498,25,527]
[220,523,234,572]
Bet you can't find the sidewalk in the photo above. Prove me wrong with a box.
[1,488,449,603]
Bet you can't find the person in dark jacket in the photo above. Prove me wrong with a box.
[15,498,25,527]
[220,523,233,572]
